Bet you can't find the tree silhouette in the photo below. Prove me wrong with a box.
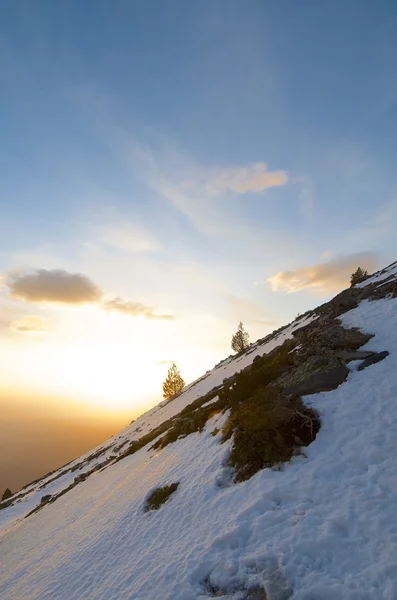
[162,363,185,400]
[231,322,250,353]
[350,267,369,287]
[1,488,12,502]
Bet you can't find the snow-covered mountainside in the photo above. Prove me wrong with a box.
[1,260,397,599]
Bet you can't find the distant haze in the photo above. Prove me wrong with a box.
[0,393,131,493]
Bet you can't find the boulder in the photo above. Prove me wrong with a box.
[358,351,389,371]
[284,365,349,396]
[276,356,349,396]
[303,323,373,351]
[334,350,375,361]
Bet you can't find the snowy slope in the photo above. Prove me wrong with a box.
[356,260,397,289]
[0,312,316,534]
[1,266,397,600]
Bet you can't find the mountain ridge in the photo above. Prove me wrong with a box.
[1,259,397,599]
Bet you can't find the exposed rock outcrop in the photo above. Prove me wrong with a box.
[357,351,389,371]
[278,357,349,396]
[278,316,387,396]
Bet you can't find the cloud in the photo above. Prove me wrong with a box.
[98,225,160,253]
[84,211,161,253]
[4,268,174,321]
[206,163,288,195]
[297,178,315,221]
[114,133,289,235]
[127,145,222,235]
[7,269,102,304]
[267,252,378,295]
[9,315,49,334]
[151,160,287,235]
[103,297,174,320]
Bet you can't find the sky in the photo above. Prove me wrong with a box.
[1,1,397,489]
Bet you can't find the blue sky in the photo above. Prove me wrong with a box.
[1,1,397,418]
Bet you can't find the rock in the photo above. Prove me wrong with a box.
[40,494,52,504]
[334,350,375,361]
[357,351,389,371]
[367,281,397,301]
[284,365,349,396]
[320,288,360,318]
[331,295,359,314]
[244,586,268,600]
[277,356,349,396]
[291,320,318,336]
[302,323,373,351]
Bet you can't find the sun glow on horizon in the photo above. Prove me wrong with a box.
[0,306,228,419]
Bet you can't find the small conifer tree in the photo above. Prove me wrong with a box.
[350,267,369,287]
[162,363,185,401]
[231,321,250,353]
[1,488,12,502]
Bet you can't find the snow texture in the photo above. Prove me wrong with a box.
[0,312,316,535]
[1,286,397,599]
[356,260,397,288]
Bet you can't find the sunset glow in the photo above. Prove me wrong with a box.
[1,1,396,491]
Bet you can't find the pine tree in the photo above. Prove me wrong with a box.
[350,267,369,287]
[1,488,12,502]
[162,363,185,401]
[231,321,250,353]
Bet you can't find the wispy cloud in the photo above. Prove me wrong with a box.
[151,159,287,235]
[7,269,102,304]
[9,315,50,334]
[205,163,288,195]
[0,302,28,335]
[297,177,316,221]
[83,209,162,253]
[112,132,289,235]
[97,223,160,253]
[103,297,174,320]
[267,252,378,295]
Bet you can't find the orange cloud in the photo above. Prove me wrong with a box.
[7,269,101,304]
[103,297,174,320]
[267,253,378,295]
[9,315,49,334]
[4,268,174,321]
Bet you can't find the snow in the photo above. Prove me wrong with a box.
[1,294,397,598]
[0,312,317,535]
[201,395,220,408]
[356,261,397,288]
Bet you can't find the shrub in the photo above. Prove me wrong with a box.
[219,339,297,409]
[151,405,223,450]
[145,483,179,511]
[223,387,320,482]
